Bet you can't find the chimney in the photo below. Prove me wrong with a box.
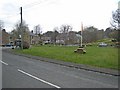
[2,29,6,32]
[31,30,33,33]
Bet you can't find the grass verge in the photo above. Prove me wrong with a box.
[14,45,118,70]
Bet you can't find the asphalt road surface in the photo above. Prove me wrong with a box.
[1,50,118,88]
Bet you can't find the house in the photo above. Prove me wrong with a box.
[56,31,78,45]
[9,30,40,46]
[29,31,40,45]
[1,29,10,46]
[41,31,53,44]
[0,30,2,46]
[41,36,51,44]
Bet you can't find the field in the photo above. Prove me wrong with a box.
[15,45,118,70]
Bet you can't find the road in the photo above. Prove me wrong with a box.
[1,50,118,88]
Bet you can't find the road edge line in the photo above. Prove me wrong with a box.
[18,69,61,88]
[0,60,8,65]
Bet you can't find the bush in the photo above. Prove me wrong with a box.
[23,41,30,49]
[86,43,92,46]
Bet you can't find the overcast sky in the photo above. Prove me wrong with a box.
[0,0,119,33]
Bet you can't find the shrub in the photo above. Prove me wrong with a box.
[23,41,30,49]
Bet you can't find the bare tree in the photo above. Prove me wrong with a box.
[68,31,78,44]
[82,26,98,43]
[11,21,30,44]
[34,24,42,35]
[60,24,72,45]
[110,9,120,41]
[60,24,72,33]
[111,9,120,29]
[33,25,42,44]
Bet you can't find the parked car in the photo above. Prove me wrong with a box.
[6,44,13,47]
[99,42,107,47]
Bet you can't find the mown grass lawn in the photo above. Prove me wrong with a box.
[15,45,118,70]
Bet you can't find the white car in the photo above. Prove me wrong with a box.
[99,42,107,47]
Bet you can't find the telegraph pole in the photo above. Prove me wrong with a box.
[20,7,23,49]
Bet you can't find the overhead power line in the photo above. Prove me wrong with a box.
[0,13,19,20]
[23,0,49,8]
[22,0,54,11]
[0,0,48,19]
[0,0,57,19]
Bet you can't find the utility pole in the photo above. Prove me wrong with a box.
[20,7,23,49]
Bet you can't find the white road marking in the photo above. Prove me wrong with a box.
[0,60,8,65]
[18,69,61,88]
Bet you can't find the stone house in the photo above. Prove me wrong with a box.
[41,36,51,44]
[1,29,10,46]
[29,31,40,45]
